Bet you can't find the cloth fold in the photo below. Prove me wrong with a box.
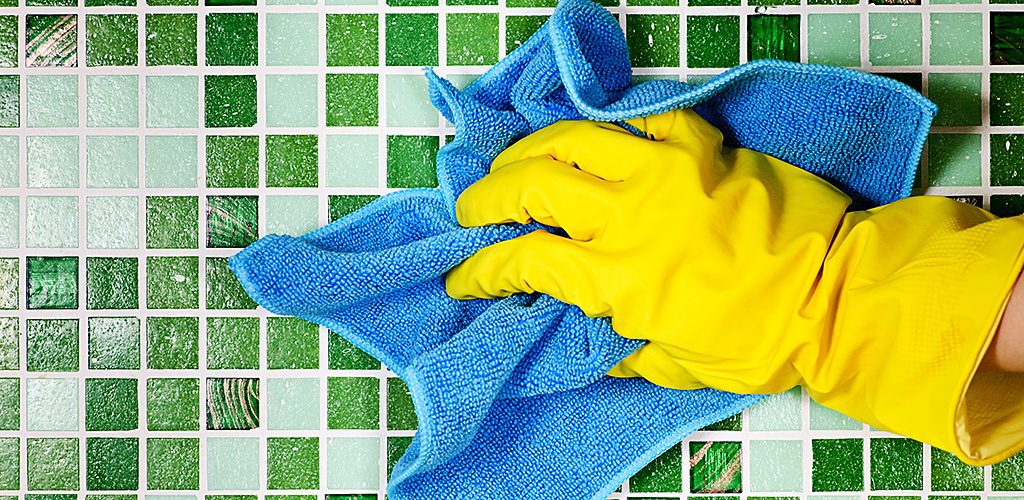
[229,0,937,497]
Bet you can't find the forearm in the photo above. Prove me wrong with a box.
[982,266,1024,372]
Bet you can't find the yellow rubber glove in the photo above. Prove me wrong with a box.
[445,108,1024,466]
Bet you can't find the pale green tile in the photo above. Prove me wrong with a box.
[86,135,139,188]
[386,74,438,127]
[26,196,78,248]
[27,75,78,128]
[810,399,862,430]
[27,135,78,188]
[326,135,377,187]
[0,136,19,188]
[27,378,79,431]
[748,386,802,431]
[750,439,802,492]
[930,13,982,66]
[266,13,318,66]
[267,378,320,430]
[146,76,199,128]
[266,195,319,236]
[206,437,259,490]
[146,136,198,188]
[266,74,317,128]
[87,196,139,249]
[808,14,860,67]
[87,75,139,128]
[868,13,923,66]
[0,197,17,249]
[326,437,379,489]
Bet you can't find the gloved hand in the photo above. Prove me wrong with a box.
[445,108,1024,466]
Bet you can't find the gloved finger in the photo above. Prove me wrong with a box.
[492,119,659,181]
[445,229,613,318]
[455,156,615,241]
[622,109,724,148]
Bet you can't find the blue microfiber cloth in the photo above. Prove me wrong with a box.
[229,0,937,497]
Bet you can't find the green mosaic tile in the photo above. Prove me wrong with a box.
[85,14,137,66]
[0,318,14,371]
[207,438,259,490]
[928,134,981,187]
[147,438,199,490]
[267,316,319,369]
[687,16,739,69]
[205,75,258,128]
[267,437,319,490]
[328,331,380,369]
[27,257,78,310]
[88,196,138,249]
[749,15,800,62]
[387,377,417,430]
[689,441,742,493]
[387,135,439,188]
[207,135,259,188]
[630,444,682,492]
[326,73,378,126]
[385,13,438,66]
[992,12,1024,65]
[267,134,318,187]
[991,134,1024,186]
[869,438,922,490]
[86,135,139,188]
[0,437,17,489]
[207,317,260,370]
[267,378,320,430]
[626,15,679,68]
[147,196,200,249]
[206,13,257,66]
[0,76,16,127]
[930,447,983,490]
[930,13,982,66]
[812,438,863,491]
[506,15,546,55]
[266,74,317,127]
[993,450,1024,490]
[26,378,78,431]
[147,316,199,369]
[86,257,139,310]
[387,436,413,478]
[700,412,742,431]
[147,136,199,188]
[992,73,1024,126]
[748,387,801,431]
[328,376,379,429]
[749,440,802,492]
[868,13,923,66]
[86,437,139,491]
[267,13,318,66]
[0,137,17,188]
[0,16,16,68]
[27,318,78,371]
[326,439,379,490]
[85,378,139,431]
[0,378,20,430]
[27,134,77,185]
[87,75,138,128]
[207,377,259,430]
[146,14,197,66]
[26,438,79,490]
[146,75,199,128]
[26,14,77,67]
[147,377,200,431]
[327,14,378,66]
[207,257,257,310]
[0,259,14,312]
[266,195,318,235]
[447,13,498,66]
[928,72,981,127]
[146,257,200,309]
[26,196,78,248]
[208,196,258,248]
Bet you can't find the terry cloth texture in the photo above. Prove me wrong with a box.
[229,0,938,497]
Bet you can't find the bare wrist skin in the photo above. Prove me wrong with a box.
[981,267,1024,372]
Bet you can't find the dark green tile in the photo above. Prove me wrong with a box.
[327,14,378,67]
[205,75,257,128]
[505,16,547,55]
[206,257,256,310]
[689,441,742,493]
[26,319,78,372]
[85,378,139,431]
[267,316,318,369]
[207,135,259,188]
[687,16,740,68]
[86,257,139,310]
[447,13,498,66]
[148,0,198,5]
[146,256,199,309]
[930,447,983,491]
[991,73,1024,126]
[626,15,680,68]
[26,15,77,67]
[991,134,1024,186]
[630,444,682,492]
[928,73,981,127]
[992,449,1024,490]
[992,12,1024,65]
[85,14,137,66]
[327,376,379,429]
[146,377,200,431]
[387,377,416,430]
[748,15,800,62]
[207,0,254,5]
[146,316,199,369]
[992,194,1024,217]
[147,438,199,490]
[206,378,259,430]
[27,438,79,490]
[266,135,318,188]
[870,438,922,490]
[385,14,438,66]
[267,437,319,490]
[206,13,257,66]
[688,0,739,6]
[326,73,378,126]
[328,195,380,222]
[387,135,439,188]
[812,438,863,491]
[328,331,379,369]
[207,317,260,370]
[0,76,15,127]
[147,196,199,249]
[27,256,78,310]
[86,437,139,491]
[387,436,413,478]
[207,196,258,248]
[146,14,197,66]
[700,412,742,431]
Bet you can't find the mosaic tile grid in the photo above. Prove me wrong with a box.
[0,0,1023,497]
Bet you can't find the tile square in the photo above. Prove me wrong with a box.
[328,332,379,369]
[992,134,1024,186]
[27,135,78,187]
[146,256,199,309]
[810,400,862,430]
[326,135,378,187]
[147,196,199,249]
[0,198,15,249]
[992,12,1024,65]
[205,75,257,128]
[629,444,681,492]
[206,317,260,370]
[206,256,256,309]
[147,136,198,188]
[267,134,318,187]
[446,13,498,66]
[86,135,139,188]
[0,317,14,369]
[86,196,139,249]
[689,441,742,493]
[928,72,981,127]
[87,75,139,127]
[327,14,378,66]
[327,376,379,429]
[387,135,438,188]
[267,378,320,430]
[992,73,1024,126]
[85,14,137,66]
[506,15,547,55]
[26,378,79,431]
[86,257,139,310]
[626,14,679,68]
[869,437,922,490]
[930,447,982,490]
[0,259,14,311]
[385,14,438,66]
[387,436,413,478]
[146,14,197,66]
[326,437,380,490]
[0,378,18,430]
[328,194,379,221]
[267,13,318,66]
[206,13,257,66]
[206,377,260,430]
[928,134,981,187]
[207,195,258,248]
[0,437,15,489]
[146,377,200,431]
[26,15,77,67]
[0,136,17,187]
[27,257,78,310]
[267,316,319,369]
[26,438,79,489]
[27,74,78,127]
[0,16,16,68]
[85,377,139,431]
[266,195,318,235]
[0,76,15,127]
[687,16,740,68]
[699,412,742,431]
[812,438,863,491]
[387,377,416,430]
[146,75,199,128]
[993,450,1024,489]
[146,316,199,368]
[748,14,800,62]
[88,316,141,370]
[749,439,802,492]
[386,74,437,127]
[266,74,317,127]
[868,13,923,66]
[146,438,199,490]
[207,437,259,490]
[85,437,139,491]
[267,437,319,490]
[326,73,378,126]
[206,135,259,188]
[748,386,802,431]
[930,13,982,66]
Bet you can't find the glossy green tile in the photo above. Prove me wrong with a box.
[26,378,78,431]
[26,15,77,67]
[26,196,78,248]
[447,13,498,66]
[85,14,137,66]
[630,444,682,492]
[147,136,199,188]
[506,15,546,55]
[147,438,199,490]
[146,257,199,309]
[0,16,16,68]
[146,14,197,66]
[328,332,379,369]
[329,195,380,221]
[993,450,1024,490]
[146,316,199,369]
[749,387,801,431]
[26,79,78,126]
[387,377,416,430]
[868,13,922,66]
[147,196,199,249]
[267,13,318,66]
[327,14,378,66]
[207,257,256,310]
[27,135,77,187]
[748,15,800,62]
[86,135,138,188]
[267,437,319,490]
[206,13,257,66]
[930,13,982,66]
[0,437,17,489]
[266,74,317,127]
[267,378,320,430]
[326,438,380,490]
[207,135,259,188]
[86,257,139,310]
[928,72,981,127]
[88,317,141,370]
[208,196,258,248]
[626,14,679,68]
[992,134,1024,186]
[266,134,318,187]
[267,316,318,369]
[207,378,259,430]
[328,376,379,429]
[86,437,139,491]
[146,377,199,431]
[992,73,1024,126]
[326,73,378,126]
[749,440,802,492]
[812,438,863,492]
[387,436,413,478]
[870,438,922,490]
[146,75,199,128]
[326,135,377,187]
[205,75,257,128]
[87,75,139,127]
[207,317,260,370]
[930,445,983,490]
[0,259,14,312]
[266,195,318,235]
[385,13,438,66]
[27,438,79,490]
[700,412,742,431]
[85,378,139,431]
[387,135,438,188]
[0,318,14,370]
[0,137,17,188]
[207,437,260,490]
[0,76,15,127]
[687,16,740,69]
[928,134,981,187]
[689,441,742,493]
[27,257,78,310]
[0,378,20,430]
[27,319,77,373]
[992,12,1024,65]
